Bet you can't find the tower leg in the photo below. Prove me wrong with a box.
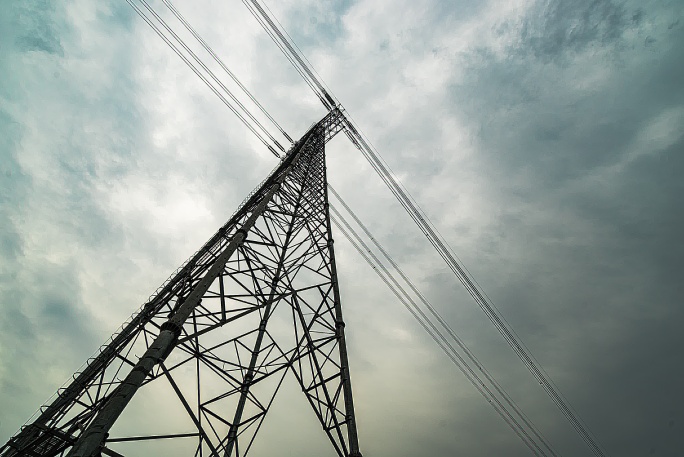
[324,162,362,457]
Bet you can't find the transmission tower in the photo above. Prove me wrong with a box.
[1,110,362,457]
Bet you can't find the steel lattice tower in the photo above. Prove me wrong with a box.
[1,110,362,457]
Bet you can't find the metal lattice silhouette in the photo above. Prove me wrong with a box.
[1,111,362,457]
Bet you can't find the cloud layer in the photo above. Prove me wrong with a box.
[1,0,683,455]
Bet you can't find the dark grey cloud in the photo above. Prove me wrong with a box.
[516,0,632,61]
[422,1,684,454]
[11,0,64,56]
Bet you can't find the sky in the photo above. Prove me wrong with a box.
[1,0,683,456]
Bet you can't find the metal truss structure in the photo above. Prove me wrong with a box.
[1,110,362,457]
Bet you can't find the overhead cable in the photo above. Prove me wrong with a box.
[329,208,553,457]
[137,0,286,153]
[343,121,607,457]
[329,185,559,456]
[160,0,294,144]
[242,0,335,109]
[126,0,282,157]
[245,2,608,455]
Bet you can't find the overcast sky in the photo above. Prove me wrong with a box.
[1,0,683,456]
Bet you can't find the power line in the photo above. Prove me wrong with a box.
[329,208,552,457]
[88,1,556,454]
[126,0,282,157]
[126,0,606,454]
[242,0,337,108]
[241,0,332,109]
[161,0,293,145]
[137,0,286,153]
[346,123,607,457]
[259,0,340,107]
[329,185,559,456]
[245,2,608,455]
